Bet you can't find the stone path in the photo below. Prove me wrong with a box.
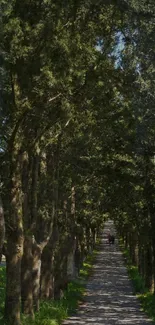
[63,220,153,325]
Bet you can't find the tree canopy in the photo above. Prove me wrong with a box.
[1,1,155,324]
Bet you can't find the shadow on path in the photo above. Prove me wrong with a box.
[63,220,153,325]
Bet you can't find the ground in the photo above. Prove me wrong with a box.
[63,220,153,325]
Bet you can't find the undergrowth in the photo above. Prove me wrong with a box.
[0,249,98,325]
[120,240,155,323]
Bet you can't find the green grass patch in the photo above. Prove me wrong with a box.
[120,242,155,323]
[23,299,67,325]
[138,292,155,322]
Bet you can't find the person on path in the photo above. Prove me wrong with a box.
[107,232,115,244]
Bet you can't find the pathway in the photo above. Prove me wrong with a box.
[63,220,153,325]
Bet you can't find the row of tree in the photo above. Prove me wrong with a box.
[114,0,155,296]
[1,0,155,324]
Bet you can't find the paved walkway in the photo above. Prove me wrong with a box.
[63,220,153,325]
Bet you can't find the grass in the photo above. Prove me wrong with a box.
[138,292,155,322]
[120,241,155,323]
[0,249,97,325]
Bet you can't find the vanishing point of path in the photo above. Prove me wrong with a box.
[63,220,153,325]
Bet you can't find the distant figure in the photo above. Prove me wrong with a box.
[110,234,115,244]
[107,232,111,244]
[107,232,115,245]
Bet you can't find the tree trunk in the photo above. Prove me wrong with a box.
[152,249,155,294]
[31,153,40,226]
[41,247,54,299]
[144,245,153,290]
[40,219,59,299]
[21,151,35,316]
[91,228,96,249]
[32,241,42,311]
[129,231,138,265]
[5,152,24,325]
[149,206,155,294]
[151,237,155,294]
[138,242,142,275]
[138,245,145,277]
[125,231,129,249]
[66,186,77,280]
[86,227,92,254]
[54,234,72,300]
[67,250,76,280]
[5,237,23,325]
[0,195,5,263]
[21,236,34,317]
[54,255,68,300]
[74,239,81,276]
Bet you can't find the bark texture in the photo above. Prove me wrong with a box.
[0,195,5,262]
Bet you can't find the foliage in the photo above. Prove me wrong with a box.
[139,293,155,323]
